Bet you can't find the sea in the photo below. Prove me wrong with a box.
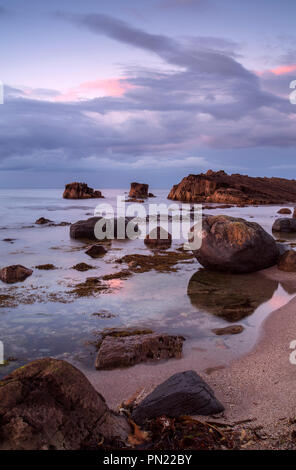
[0,188,295,379]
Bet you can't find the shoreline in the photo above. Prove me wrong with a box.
[82,265,296,448]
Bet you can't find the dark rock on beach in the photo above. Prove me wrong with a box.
[0,358,130,450]
[95,333,184,370]
[85,244,107,258]
[70,217,139,240]
[132,370,224,425]
[272,218,296,233]
[0,265,33,284]
[144,227,172,249]
[35,264,56,270]
[278,250,296,272]
[191,215,279,273]
[168,170,296,204]
[72,262,94,272]
[63,182,104,199]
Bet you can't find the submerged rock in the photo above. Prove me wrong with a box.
[278,250,296,272]
[95,333,184,370]
[0,358,130,450]
[35,217,52,225]
[63,182,104,199]
[212,325,244,335]
[272,218,296,233]
[35,264,56,270]
[191,215,278,274]
[144,227,172,249]
[0,265,33,284]
[187,269,278,322]
[168,170,296,204]
[85,244,107,258]
[132,370,224,424]
[72,262,94,272]
[70,217,139,240]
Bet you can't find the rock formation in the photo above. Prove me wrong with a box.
[95,333,184,370]
[168,170,296,204]
[63,182,104,199]
[272,218,296,233]
[0,358,130,450]
[85,244,107,258]
[131,371,224,424]
[70,217,139,240]
[0,265,33,284]
[278,250,296,272]
[129,182,155,199]
[191,215,279,273]
[144,227,172,249]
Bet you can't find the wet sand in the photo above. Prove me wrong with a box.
[83,265,296,447]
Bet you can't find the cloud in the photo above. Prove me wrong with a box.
[2,13,296,177]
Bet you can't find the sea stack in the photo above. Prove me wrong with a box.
[63,182,104,199]
[167,170,296,204]
[129,182,155,199]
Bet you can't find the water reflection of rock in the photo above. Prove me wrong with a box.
[187,269,279,322]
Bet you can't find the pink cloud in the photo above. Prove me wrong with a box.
[256,64,296,77]
[55,77,133,102]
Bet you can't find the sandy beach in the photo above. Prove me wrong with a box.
[82,265,296,449]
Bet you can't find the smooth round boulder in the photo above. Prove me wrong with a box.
[191,215,279,273]
[70,217,139,240]
[278,250,296,272]
[144,227,172,249]
[0,265,33,284]
[0,358,130,450]
[272,218,296,233]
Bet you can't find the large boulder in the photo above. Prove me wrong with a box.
[168,170,296,204]
[95,333,184,370]
[191,215,279,273]
[129,182,149,199]
[131,371,224,424]
[278,250,296,272]
[70,217,139,240]
[272,218,296,233]
[0,265,33,284]
[63,182,103,199]
[0,359,130,450]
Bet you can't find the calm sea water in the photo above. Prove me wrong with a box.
[0,188,295,377]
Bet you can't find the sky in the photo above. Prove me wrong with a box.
[1,0,296,188]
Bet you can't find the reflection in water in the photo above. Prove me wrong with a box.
[187,269,279,322]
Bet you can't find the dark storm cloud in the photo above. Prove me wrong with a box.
[1,13,296,174]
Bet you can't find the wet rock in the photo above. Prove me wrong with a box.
[63,182,104,199]
[293,208,296,219]
[85,245,107,258]
[72,263,94,272]
[35,264,56,270]
[70,217,139,240]
[129,182,149,199]
[191,215,278,273]
[144,227,172,249]
[168,170,296,204]
[277,208,292,215]
[278,250,296,272]
[0,265,33,284]
[131,370,224,424]
[187,269,278,322]
[95,333,184,370]
[272,218,296,233]
[0,358,130,450]
[35,217,52,225]
[212,325,244,335]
